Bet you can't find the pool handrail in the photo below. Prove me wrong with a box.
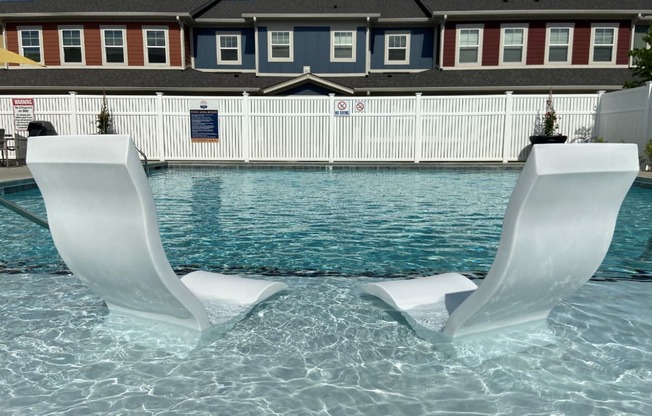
[27,134,287,332]
[361,143,639,339]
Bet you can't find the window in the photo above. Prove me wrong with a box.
[101,26,126,64]
[18,27,42,63]
[546,24,573,64]
[59,26,84,64]
[269,30,292,61]
[144,27,168,65]
[501,25,527,65]
[331,30,355,62]
[591,24,617,64]
[633,24,650,50]
[456,25,483,65]
[217,33,241,64]
[384,33,410,65]
[632,24,650,65]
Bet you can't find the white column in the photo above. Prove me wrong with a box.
[414,92,423,163]
[155,92,165,161]
[328,93,335,163]
[644,82,652,143]
[594,89,606,140]
[242,91,250,162]
[68,91,78,135]
[501,91,513,163]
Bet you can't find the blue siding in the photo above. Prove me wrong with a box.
[194,28,256,70]
[259,26,366,74]
[370,27,434,70]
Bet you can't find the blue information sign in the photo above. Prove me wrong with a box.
[190,109,219,142]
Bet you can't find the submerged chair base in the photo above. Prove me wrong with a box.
[362,273,478,338]
[181,271,288,325]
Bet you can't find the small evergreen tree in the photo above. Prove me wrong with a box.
[96,92,113,134]
[645,138,652,166]
[626,25,652,88]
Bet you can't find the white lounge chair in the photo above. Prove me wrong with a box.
[360,144,639,339]
[27,134,288,333]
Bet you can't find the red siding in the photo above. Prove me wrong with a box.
[617,22,630,65]
[482,22,500,66]
[168,24,182,67]
[125,24,142,66]
[442,23,456,67]
[84,24,102,66]
[42,23,60,66]
[5,24,18,53]
[572,22,591,65]
[526,22,545,65]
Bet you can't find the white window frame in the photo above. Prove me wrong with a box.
[545,23,574,65]
[500,24,527,66]
[384,32,410,65]
[268,30,293,62]
[58,25,85,65]
[17,26,43,64]
[100,25,127,65]
[143,26,169,66]
[331,29,356,62]
[590,23,618,65]
[216,32,242,65]
[455,24,483,66]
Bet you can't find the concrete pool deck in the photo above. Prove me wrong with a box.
[2,163,652,194]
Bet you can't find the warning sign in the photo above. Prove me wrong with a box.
[355,101,365,113]
[12,98,34,131]
[334,100,350,116]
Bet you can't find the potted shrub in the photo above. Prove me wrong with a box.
[645,138,652,171]
[96,92,113,134]
[530,92,568,144]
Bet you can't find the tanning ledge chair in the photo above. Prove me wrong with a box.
[27,134,288,333]
[360,144,639,339]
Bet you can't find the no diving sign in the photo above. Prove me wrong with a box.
[334,100,349,116]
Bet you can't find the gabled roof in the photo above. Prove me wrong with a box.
[194,0,431,21]
[262,73,354,95]
[0,0,216,17]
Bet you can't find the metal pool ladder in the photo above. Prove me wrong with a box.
[0,195,49,229]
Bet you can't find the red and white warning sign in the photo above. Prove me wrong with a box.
[334,100,350,116]
[355,101,365,113]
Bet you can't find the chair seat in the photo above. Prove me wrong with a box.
[182,271,288,306]
[361,273,477,311]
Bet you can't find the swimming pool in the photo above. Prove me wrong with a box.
[1,168,652,414]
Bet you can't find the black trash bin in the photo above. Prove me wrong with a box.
[27,121,58,137]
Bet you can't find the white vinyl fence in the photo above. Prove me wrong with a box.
[595,82,652,156]
[1,91,602,163]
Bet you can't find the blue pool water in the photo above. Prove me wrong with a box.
[1,168,652,415]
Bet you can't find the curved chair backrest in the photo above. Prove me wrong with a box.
[27,135,211,331]
[445,144,639,337]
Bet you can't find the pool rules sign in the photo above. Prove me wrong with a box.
[190,99,219,142]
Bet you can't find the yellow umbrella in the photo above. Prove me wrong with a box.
[0,47,43,66]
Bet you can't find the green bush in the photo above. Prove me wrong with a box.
[645,138,652,165]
